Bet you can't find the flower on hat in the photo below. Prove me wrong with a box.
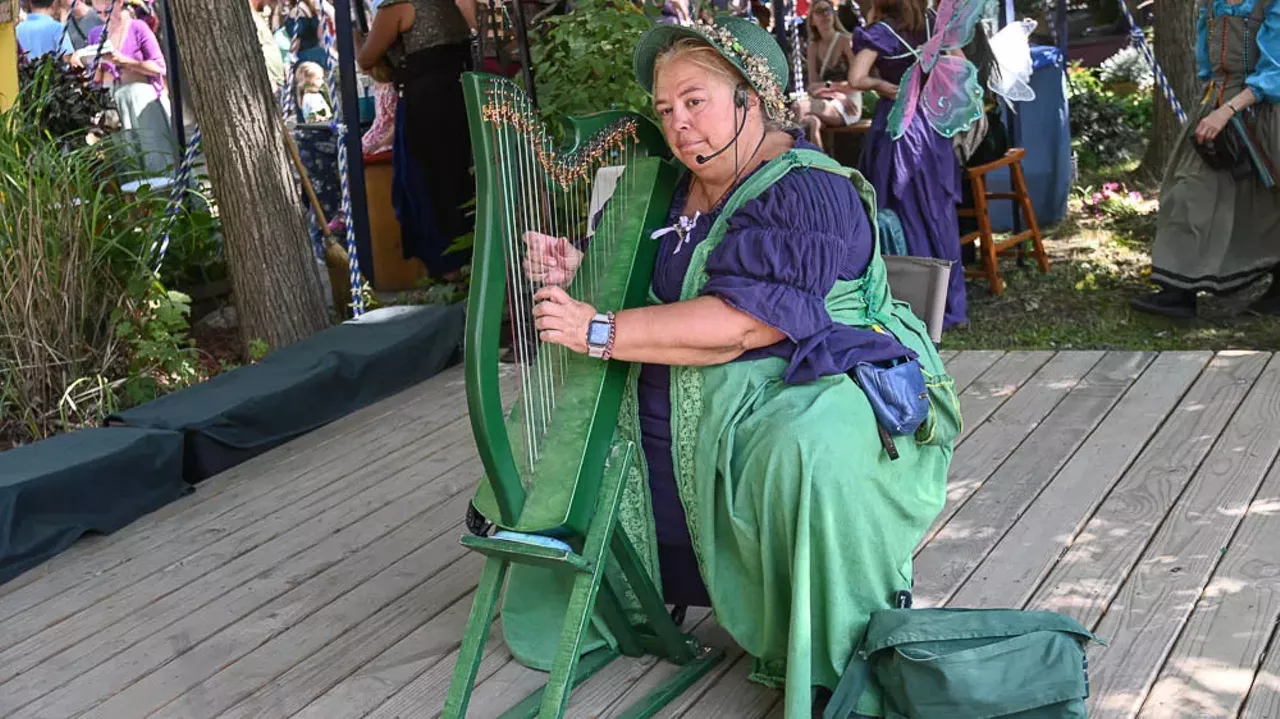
[691,20,789,123]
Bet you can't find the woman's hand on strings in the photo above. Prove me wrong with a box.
[532,286,596,354]
[523,231,583,287]
[1196,106,1232,144]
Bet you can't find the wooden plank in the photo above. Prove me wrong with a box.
[1028,352,1268,630]
[152,555,484,719]
[0,386,473,638]
[0,420,478,705]
[914,351,1156,607]
[564,609,714,718]
[918,351,1104,552]
[453,651,549,718]
[942,350,1004,394]
[599,620,744,718]
[0,367,471,602]
[212,585,484,719]
[670,653,779,718]
[954,350,1056,445]
[1240,621,1280,718]
[1141,457,1280,718]
[290,605,501,719]
[72,517,475,719]
[357,624,514,719]
[949,352,1212,609]
[1082,354,1280,718]
[13,490,475,719]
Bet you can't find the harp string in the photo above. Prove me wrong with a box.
[482,77,644,482]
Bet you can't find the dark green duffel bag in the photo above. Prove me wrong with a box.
[825,608,1103,719]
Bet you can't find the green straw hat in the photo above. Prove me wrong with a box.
[633,16,791,122]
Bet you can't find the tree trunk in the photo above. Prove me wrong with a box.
[1139,0,1198,176]
[167,0,331,355]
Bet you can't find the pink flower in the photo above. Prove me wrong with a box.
[1128,191,1142,201]
[1092,192,1103,203]
[1103,182,1120,192]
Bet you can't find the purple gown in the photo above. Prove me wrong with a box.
[853,20,968,329]
[638,132,913,606]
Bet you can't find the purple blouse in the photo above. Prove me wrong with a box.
[87,20,166,99]
[639,132,913,550]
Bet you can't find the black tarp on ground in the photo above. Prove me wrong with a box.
[107,304,465,482]
[0,427,189,585]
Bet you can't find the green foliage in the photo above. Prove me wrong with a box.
[114,282,203,406]
[157,191,228,291]
[529,0,659,127]
[0,60,211,447]
[1067,64,1152,171]
[248,339,271,363]
[15,53,114,142]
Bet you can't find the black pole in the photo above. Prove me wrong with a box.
[333,0,375,288]
[508,0,537,105]
[354,0,370,33]
[161,0,186,153]
[1057,0,1069,54]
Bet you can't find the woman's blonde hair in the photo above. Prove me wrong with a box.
[295,61,326,105]
[651,37,782,127]
[807,0,849,43]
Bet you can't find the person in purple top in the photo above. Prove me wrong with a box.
[88,0,174,175]
[849,0,967,329]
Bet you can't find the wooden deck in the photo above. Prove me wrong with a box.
[3,351,1280,718]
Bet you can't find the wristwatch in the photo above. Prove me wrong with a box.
[587,312,615,359]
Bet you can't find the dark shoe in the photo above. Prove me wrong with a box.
[1247,292,1280,316]
[1130,288,1197,319]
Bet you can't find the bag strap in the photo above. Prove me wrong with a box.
[823,648,871,719]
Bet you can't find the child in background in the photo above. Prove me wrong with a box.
[295,60,332,123]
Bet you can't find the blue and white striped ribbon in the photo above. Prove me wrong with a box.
[152,126,203,274]
[321,3,365,316]
[1117,1,1188,125]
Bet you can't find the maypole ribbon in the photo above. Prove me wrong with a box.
[1117,0,1187,125]
[152,127,204,274]
[321,1,366,316]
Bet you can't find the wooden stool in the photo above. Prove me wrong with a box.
[819,118,871,167]
[957,148,1049,295]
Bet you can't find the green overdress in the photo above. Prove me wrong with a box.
[499,149,959,718]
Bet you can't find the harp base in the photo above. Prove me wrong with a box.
[442,441,724,719]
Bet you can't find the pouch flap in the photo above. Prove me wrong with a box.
[863,608,1099,655]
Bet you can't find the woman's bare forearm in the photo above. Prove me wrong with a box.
[609,296,785,366]
[1227,87,1258,112]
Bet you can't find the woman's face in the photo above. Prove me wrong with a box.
[652,57,748,170]
[811,3,835,32]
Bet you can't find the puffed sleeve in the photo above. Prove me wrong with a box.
[702,169,858,342]
[701,168,914,384]
[1247,0,1280,104]
[1196,3,1212,82]
[852,22,904,57]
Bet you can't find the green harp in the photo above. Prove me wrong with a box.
[442,74,724,719]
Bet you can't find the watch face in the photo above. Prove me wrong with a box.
[588,321,611,346]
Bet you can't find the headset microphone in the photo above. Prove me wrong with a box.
[695,86,750,165]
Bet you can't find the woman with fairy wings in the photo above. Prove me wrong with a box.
[847,0,996,331]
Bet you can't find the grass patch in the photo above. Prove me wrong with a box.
[944,163,1280,352]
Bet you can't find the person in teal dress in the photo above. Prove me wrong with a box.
[1131,0,1280,318]
[508,16,959,717]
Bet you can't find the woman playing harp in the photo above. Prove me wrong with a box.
[510,16,958,717]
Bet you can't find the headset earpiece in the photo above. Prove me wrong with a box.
[734,85,749,109]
